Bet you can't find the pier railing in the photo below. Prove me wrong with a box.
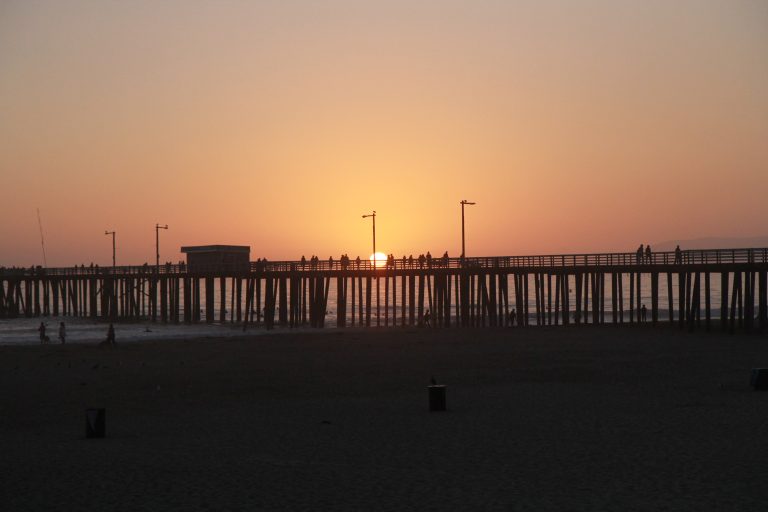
[3,248,768,277]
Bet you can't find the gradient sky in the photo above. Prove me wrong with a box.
[1,0,767,266]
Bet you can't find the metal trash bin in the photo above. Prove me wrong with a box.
[86,408,106,438]
[428,385,446,411]
[751,369,768,391]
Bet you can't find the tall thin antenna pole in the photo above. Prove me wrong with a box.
[36,208,48,267]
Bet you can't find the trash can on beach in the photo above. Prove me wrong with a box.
[86,408,106,438]
[751,369,768,391]
[428,385,446,411]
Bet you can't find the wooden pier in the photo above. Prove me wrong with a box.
[2,248,768,333]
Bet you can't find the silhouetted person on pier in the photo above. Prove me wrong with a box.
[426,252,432,268]
[636,245,644,264]
[301,255,306,267]
[38,322,47,344]
[423,309,431,328]
[443,251,449,267]
[674,245,682,264]
[355,256,361,269]
[645,245,652,263]
[106,323,116,346]
[641,304,648,322]
[58,322,66,344]
[409,255,414,268]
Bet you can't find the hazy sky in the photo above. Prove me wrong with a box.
[1,0,766,266]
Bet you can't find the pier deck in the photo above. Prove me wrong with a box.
[2,248,767,333]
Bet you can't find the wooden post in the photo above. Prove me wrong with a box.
[205,277,214,323]
[599,273,605,324]
[583,273,589,324]
[385,273,390,327]
[236,278,243,323]
[366,276,372,327]
[667,272,674,324]
[350,274,356,326]
[704,272,711,331]
[547,274,553,325]
[759,271,767,331]
[219,277,226,323]
[573,272,583,325]
[618,273,624,323]
[392,271,397,326]
[402,274,407,327]
[265,277,275,329]
[611,273,617,324]
[689,272,700,332]
[635,272,641,323]
[729,272,738,334]
[523,273,529,326]
[721,272,729,331]
[737,272,743,329]
[651,272,659,325]
[279,277,288,326]
[629,272,634,323]
[678,273,685,329]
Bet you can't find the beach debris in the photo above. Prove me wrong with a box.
[85,408,106,439]
[750,368,768,391]
[428,383,447,412]
[91,364,99,370]
[321,420,332,425]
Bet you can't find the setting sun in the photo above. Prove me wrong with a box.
[370,252,387,268]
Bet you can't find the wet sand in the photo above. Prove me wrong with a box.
[1,326,767,511]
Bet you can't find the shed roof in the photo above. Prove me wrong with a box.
[180,245,250,254]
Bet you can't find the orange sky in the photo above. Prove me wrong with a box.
[1,0,767,266]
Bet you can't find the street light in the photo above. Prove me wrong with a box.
[104,230,116,269]
[362,211,376,268]
[155,223,168,270]
[460,200,476,258]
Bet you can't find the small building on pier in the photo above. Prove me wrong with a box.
[180,245,250,273]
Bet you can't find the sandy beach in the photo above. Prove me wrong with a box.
[2,325,767,511]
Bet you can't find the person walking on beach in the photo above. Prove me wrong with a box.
[423,309,431,328]
[38,322,47,344]
[641,304,648,322]
[106,323,116,346]
[58,322,66,344]
[508,309,517,327]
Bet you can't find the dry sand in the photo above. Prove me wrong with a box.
[1,325,767,511]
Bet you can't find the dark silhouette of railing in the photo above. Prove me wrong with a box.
[3,248,767,278]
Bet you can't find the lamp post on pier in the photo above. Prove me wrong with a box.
[460,200,476,258]
[104,230,116,269]
[362,210,380,325]
[155,223,168,271]
[362,211,376,268]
